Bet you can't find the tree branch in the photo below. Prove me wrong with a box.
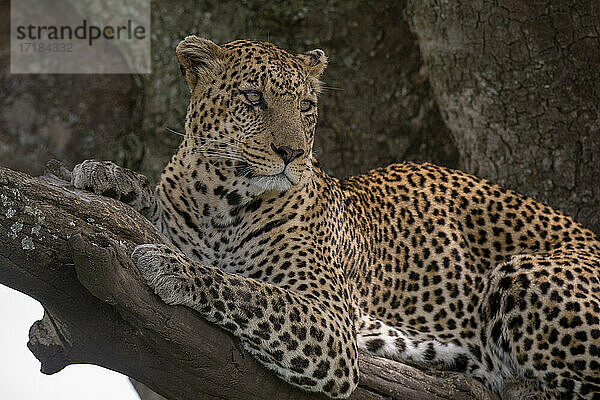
[0,163,498,400]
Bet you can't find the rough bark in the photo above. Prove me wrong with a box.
[407,0,600,235]
[0,163,498,400]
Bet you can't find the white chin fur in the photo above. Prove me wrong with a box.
[250,174,294,192]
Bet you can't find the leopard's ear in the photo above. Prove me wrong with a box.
[176,36,224,92]
[296,49,328,78]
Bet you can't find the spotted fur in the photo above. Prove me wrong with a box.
[72,37,600,399]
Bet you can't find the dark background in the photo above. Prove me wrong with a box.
[1,0,598,234]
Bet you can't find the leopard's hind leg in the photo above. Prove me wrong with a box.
[356,313,472,372]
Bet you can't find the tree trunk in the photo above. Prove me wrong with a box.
[407,0,600,235]
[0,163,498,400]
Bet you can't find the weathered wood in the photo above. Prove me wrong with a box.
[0,164,498,400]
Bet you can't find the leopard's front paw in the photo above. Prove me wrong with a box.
[131,244,190,305]
[72,160,152,207]
[73,160,125,198]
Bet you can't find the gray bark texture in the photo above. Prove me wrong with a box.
[407,0,600,235]
[0,164,498,400]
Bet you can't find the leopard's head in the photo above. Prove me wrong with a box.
[177,36,327,195]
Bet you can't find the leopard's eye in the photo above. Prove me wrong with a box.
[243,90,263,105]
[300,99,314,112]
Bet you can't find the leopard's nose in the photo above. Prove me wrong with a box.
[271,143,305,165]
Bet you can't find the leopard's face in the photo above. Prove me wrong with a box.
[177,37,327,195]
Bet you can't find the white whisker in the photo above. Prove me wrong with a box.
[165,127,186,137]
[196,138,243,150]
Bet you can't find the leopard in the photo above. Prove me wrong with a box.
[71,36,600,399]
